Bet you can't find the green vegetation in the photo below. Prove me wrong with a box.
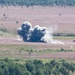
[53,33,75,37]
[0,0,75,7]
[0,44,74,54]
[0,44,75,61]
[0,28,8,33]
[0,28,11,36]
[0,28,17,37]
[0,58,75,75]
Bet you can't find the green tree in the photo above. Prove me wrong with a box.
[0,0,75,7]
[44,62,53,75]
[60,66,70,75]
[53,69,60,75]
[8,63,15,75]
[35,70,44,75]
[70,62,75,73]
[25,60,35,72]
[0,68,4,75]
[33,60,44,70]
[50,59,56,67]
[25,71,31,75]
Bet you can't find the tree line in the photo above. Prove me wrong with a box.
[0,58,75,75]
[0,0,75,7]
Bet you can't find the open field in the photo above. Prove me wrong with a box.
[0,36,75,61]
[0,6,75,61]
[0,6,75,33]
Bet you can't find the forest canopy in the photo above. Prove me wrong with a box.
[0,0,75,7]
[0,58,75,75]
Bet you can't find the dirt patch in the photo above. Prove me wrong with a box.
[0,6,75,59]
[0,6,75,33]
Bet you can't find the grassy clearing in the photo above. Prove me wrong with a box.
[0,44,75,53]
[0,44,75,63]
[53,36,75,40]
[0,44,75,65]
[0,30,16,37]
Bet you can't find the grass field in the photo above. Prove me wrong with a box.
[0,6,75,62]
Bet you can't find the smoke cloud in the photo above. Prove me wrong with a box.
[17,21,64,44]
[17,21,46,42]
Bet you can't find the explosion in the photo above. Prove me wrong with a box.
[17,21,64,44]
[17,21,47,42]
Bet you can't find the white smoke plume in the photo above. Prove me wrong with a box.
[17,21,64,44]
[16,35,22,42]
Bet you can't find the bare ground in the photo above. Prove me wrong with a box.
[0,6,75,33]
[0,6,75,59]
[0,37,75,59]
